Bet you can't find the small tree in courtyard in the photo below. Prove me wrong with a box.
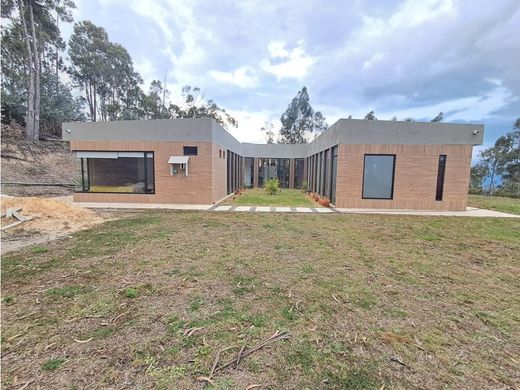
[264,178,280,195]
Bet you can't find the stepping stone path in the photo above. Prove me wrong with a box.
[211,205,335,213]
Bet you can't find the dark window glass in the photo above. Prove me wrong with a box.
[219,150,222,158]
[244,157,254,188]
[330,146,338,204]
[436,155,447,201]
[362,155,395,199]
[78,152,154,194]
[183,146,198,156]
[294,159,305,189]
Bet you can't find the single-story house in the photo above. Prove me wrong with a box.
[62,118,484,210]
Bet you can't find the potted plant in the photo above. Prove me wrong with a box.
[319,197,330,207]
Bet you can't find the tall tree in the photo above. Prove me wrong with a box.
[476,119,520,196]
[364,110,376,120]
[431,112,444,122]
[168,86,237,129]
[470,162,488,193]
[142,80,169,119]
[1,0,75,140]
[68,20,142,122]
[278,87,327,144]
[260,121,275,144]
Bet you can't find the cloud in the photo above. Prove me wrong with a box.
[261,40,316,80]
[210,66,259,88]
[66,0,520,144]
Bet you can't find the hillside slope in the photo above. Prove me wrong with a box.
[1,123,77,196]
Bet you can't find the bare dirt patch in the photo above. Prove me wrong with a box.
[1,196,105,253]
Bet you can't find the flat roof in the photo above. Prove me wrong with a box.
[63,117,484,157]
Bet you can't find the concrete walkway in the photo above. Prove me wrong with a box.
[73,201,518,218]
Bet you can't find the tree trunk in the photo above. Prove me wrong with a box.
[18,0,35,141]
[29,1,41,141]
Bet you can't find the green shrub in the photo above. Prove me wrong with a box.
[264,178,280,195]
[42,358,65,371]
[122,287,139,298]
[301,181,308,192]
[2,295,15,305]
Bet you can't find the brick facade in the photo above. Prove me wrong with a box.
[334,144,472,210]
[70,138,474,210]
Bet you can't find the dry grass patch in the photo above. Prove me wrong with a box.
[1,211,519,389]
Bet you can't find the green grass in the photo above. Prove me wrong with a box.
[2,211,519,389]
[31,246,48,254]
[468,194,520,215]
[121,287,139,298]
[222,188,318,207]
[46,285,93,299]
[42,358,66,371]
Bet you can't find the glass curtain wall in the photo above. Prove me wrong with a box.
[258,158,290,188]
[227,150,244,194]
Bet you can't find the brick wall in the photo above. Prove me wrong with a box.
[71,140,223,204]
[335,144,472,210]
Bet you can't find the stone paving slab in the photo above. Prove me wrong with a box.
[315,208,334,213]
[213,205,232,211]
[294,207,315,213]
[235,206,252,212]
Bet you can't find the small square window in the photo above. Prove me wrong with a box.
[183,146,198,156]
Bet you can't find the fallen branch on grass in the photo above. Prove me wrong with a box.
[73,337,93,344]
[214,330,291,374]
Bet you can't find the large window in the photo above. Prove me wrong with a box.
[244,157,254,188]
[227,150,243,194]
[362,154,395,199]
[294,159,305,189]
[258,158,290,188]
[77,152,154,194]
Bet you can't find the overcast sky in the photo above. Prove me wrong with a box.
[64,0,519,151]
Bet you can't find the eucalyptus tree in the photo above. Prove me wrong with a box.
[68,20,142,122]
[168,86,238,130]
[1,0,75,140]
[278,87,327,144]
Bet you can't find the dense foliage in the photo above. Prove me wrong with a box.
[471,119,520,198]
[264,177,280,195]
[278,87,328,144]
[1,2,237,139]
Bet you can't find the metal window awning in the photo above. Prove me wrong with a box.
[76,151,118,159]
[75,151,152,159]
[168,156,189,175]
[167,156,190,164]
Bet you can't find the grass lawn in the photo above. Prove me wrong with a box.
[2,212,519,389]
[468,194,520,215]
[222,188,318,207]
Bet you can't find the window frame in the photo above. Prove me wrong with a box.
[361,154,396,200]
[435,154,447,201]
[76,150,155,194]
[183,146,198,156]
